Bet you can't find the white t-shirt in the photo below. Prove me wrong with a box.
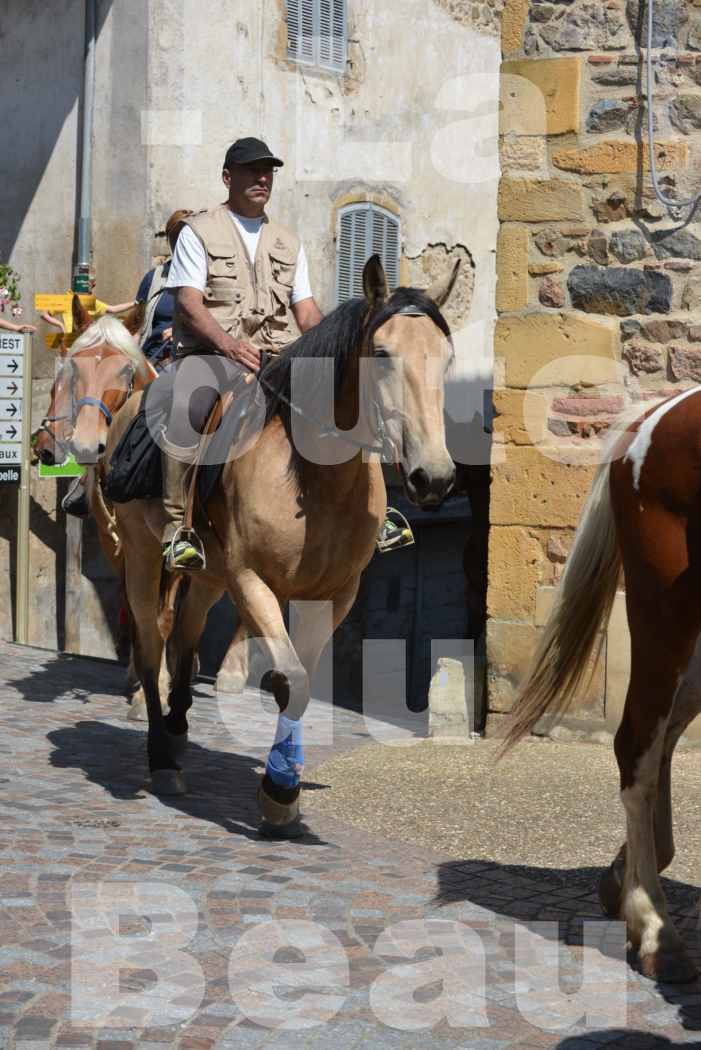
[166,211,313,306]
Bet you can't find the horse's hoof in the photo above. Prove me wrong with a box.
[257,783,300,827]
[259,818,307,840]
[640,947,698,984]
[598,863,623,919]
[164,730,188,763]
[151,769,187,796]
[127,698,148,722]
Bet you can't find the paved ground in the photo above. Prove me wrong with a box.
[2,641,701,1049]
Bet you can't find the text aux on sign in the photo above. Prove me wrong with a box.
[0,332,26,471]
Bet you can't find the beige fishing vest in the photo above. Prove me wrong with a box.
[174,204,300,356]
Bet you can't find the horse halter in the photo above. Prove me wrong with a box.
[74,395,114,425]
[72,357,137,427]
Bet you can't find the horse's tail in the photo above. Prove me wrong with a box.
[500,455,621,753]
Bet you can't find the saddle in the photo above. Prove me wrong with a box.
[103,360,265,507]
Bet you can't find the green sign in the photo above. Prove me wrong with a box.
[38,455,85,478]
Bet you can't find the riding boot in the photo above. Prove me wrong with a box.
[62,475,90,518]
[160,436,205,570]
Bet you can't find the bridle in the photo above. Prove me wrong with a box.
[256,303,434,458]
[32,349,137,458]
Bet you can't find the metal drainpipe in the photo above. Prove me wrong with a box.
[73,0,97,293]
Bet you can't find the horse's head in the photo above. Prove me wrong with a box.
[32,343,74,467]
[362,256,458,508]
[67,295,149,464]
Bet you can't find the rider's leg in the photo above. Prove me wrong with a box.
[62,474,90,518]
[160,355,221,570]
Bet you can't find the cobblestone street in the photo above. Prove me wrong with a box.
[1,640,701,1049]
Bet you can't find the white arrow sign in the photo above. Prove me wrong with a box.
[0,401,21,422]
[0,378,21,399]
[0,356,23,379]
[0,443,21,464]
[0,421,22,443]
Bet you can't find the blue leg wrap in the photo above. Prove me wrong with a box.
[265,715,304,789]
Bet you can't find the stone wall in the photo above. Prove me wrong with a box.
[488,0,701,741]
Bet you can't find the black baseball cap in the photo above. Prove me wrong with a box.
[224,137,284,169]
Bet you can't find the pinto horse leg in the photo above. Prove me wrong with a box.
[655,637,701,874]
[612,596,699,983]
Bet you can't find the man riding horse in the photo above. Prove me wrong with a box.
[163,137,413,570]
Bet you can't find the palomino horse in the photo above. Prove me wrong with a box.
[503,390,701,983]
[33,297,156,700]
[33,296,151,566]
[107,256,459,836]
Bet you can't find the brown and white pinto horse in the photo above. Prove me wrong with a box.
[503,388,701,984]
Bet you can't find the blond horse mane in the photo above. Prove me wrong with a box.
[69,314,153,379]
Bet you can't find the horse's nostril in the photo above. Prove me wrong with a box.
[97,443,106,456]
[408,467,430,496]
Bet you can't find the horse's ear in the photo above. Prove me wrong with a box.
[121,300,145,335]
[363,254,389,309]
[426,259,461,308]
[72,294,92,333]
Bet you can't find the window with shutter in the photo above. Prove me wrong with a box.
[336,203,401,305]
[287,0,346,73]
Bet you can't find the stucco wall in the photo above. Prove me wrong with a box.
[1,0,500,667]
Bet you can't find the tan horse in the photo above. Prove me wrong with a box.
[107,256,459,837]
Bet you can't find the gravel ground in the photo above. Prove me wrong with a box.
[305,736,701,886]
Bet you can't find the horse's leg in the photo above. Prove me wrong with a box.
[162,577,224,761]
[124,546,184,795]
[215,620,249,695]
[292,577,361,682]
[230,573,311,837]
[655,636,701,873]
[605,588,699,983]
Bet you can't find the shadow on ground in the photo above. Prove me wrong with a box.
[46,719,332,848]
[8,652,128,704]
[436,858,701,1034]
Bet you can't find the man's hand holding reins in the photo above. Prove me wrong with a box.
[219,335,261,373]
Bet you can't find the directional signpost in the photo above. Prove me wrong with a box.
[0,332,31,642]
[0,333,25,480]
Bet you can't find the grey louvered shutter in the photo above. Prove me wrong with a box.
[287,0,314,65]
[318,0,347,72]
[336,204,401,305]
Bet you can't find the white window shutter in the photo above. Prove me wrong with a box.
[287,0,314,64]
[299,0,315,64]
[383,214,401,290]
[288,0,345,72]
[337,210,355,304]
[337,204,401,305]
[351,207,368,298]
[331,0,347,70]
[318,0,346,72]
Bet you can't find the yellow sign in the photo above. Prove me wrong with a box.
[34,293,96,312]
[35,292,108,345]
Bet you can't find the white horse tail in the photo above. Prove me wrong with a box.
[501,455,621,753]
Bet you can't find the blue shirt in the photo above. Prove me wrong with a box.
[136,262,176,362]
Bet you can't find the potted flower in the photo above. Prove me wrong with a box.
[0,263,35,333]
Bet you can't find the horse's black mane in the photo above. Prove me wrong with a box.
[259,286,452,435]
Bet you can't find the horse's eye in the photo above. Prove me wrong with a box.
[373,346,390,359]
